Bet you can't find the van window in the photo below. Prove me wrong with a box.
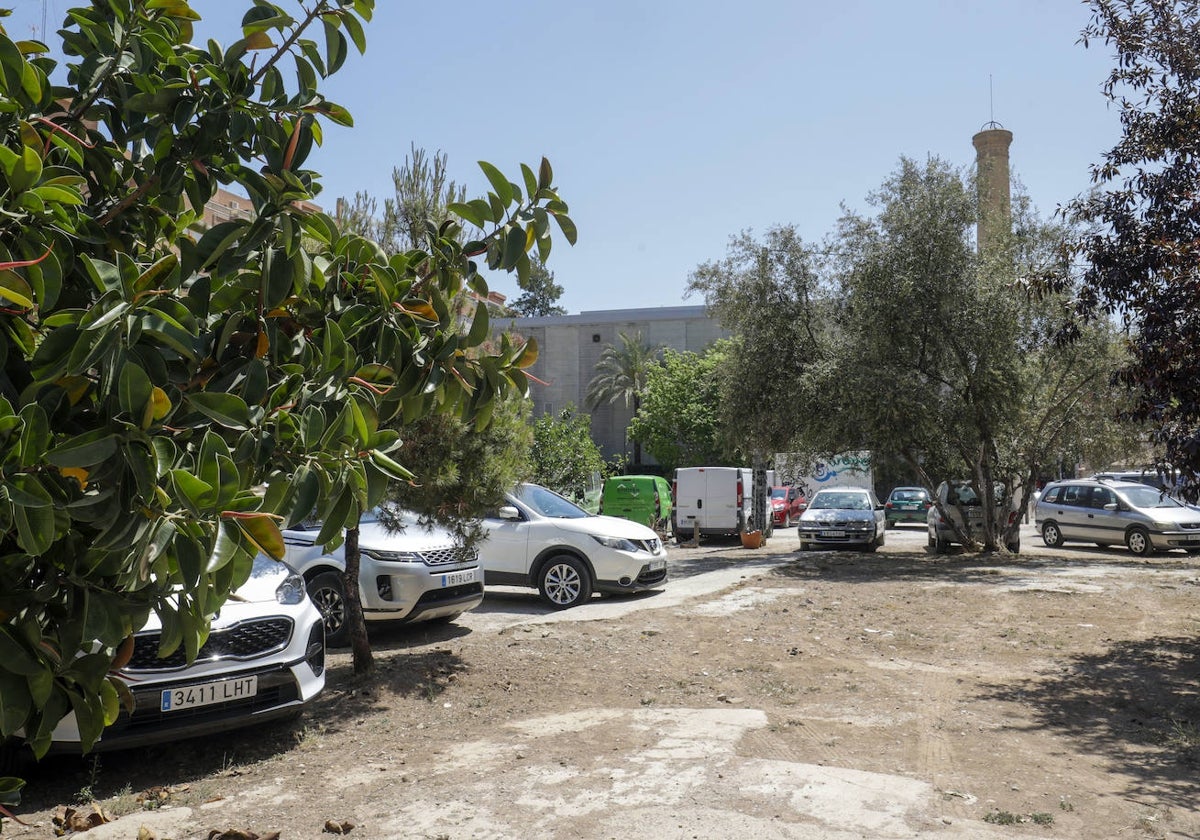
[1089,487,1116,509]
[1060,485,1087,506]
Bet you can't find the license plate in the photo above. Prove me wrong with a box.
[161,676,257,712]
[820,530,845,538]
[1186,534,1200,542]
[440,568,477,587]
[648,559,666,572]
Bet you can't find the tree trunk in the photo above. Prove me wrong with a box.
[344,525,374,675]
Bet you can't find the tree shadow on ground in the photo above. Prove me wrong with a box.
[976,635,1200,811]
[768,548,1191,586]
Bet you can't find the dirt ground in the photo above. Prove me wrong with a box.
[8,524,1200,840]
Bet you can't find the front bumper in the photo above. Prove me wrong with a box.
[359,554,483,622]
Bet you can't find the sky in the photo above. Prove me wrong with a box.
[5,1,1123,314]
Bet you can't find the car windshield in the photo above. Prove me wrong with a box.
[513,483,590,519]
[890,489,926,501]
[946,483,1006,506]
[771,488,788,499]
[1119,485,1184,509]
[809,491,871,511]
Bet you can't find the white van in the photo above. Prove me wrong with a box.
[672,467,775,542]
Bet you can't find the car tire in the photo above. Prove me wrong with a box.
[538,555,593,609]
[1126,526,1153,557]
[763,517,775,538]
[1041,521,1064,548]
[798,541,808,552]
[1005,539,1020,553]
[308,571,350,647]
[934,534,950,554]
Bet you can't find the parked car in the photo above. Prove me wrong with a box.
[32,555,326,756]
[285,507,483,646]
[796,486,886,552]
[770,485,807,528]
[1035,477,1200,556]
[599,474,673,532]
[478,482,668,608]
[883,486,932,528]
[928,480,1020,553]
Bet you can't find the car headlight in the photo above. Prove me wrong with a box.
[362,548,424,563]
[1151,520,1177,530]
[591,534,640,552]
[276,572,306,605]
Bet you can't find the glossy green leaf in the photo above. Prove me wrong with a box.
[46,429,118,467]
[478,160,513,207]
[187,392,250,430]
[0,669,32,736]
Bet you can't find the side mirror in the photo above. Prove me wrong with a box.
[1104,502,1118,511]
[498,505,521,521]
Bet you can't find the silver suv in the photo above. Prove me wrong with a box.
[285,508,483,645]
[928,480,1020,553]
[1034,478,1200,557]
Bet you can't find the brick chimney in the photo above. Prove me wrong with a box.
[972,124,1013,256]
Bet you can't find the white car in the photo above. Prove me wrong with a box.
[285,508,483,646]
[478,483,668,608]
[40,555,326,755]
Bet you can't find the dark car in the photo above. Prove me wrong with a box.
[884,486,931,528]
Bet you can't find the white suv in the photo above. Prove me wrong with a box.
[478,483,668,608]
[285,508,483,646]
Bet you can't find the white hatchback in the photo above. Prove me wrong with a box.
[479,483,668,608]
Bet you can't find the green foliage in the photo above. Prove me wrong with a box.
[380,396,532,542]
[530,405,604,500]
[584,331,659,411]
[687,225,828,458]
[509,256,566,317]
[0,0,575,784]
[628,342,738,473]
[1060,0,1200,499]
[692,157,1142,552]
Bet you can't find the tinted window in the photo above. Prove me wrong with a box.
[1089,487,1116,509]
[512,483,589,518]
[1060,485,1088,506]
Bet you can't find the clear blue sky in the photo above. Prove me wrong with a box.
[7,1,1121,314]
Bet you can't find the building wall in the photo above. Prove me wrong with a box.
[493,306,729,463]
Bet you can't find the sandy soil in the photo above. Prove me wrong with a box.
[9,524,1200,839]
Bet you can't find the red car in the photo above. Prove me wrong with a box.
[770,485,807,527]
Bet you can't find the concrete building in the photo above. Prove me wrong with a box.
[493,306,729,463]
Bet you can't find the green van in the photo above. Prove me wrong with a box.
[599,475,673,533]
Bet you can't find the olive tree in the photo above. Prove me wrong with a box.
[0,0,574,805]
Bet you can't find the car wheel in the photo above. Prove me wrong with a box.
[798,541,808,552]
[1126,526,1153,557]
[1005,539,1021,553]
[538,555,593,609]
[885,519,894,530]
[763,516,775,538]
[308,571,349,647]
[1041,521,1064,548]
[934,534,950,554]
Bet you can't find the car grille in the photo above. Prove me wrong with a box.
[637,565,668,585]
[1181,522,1200,531]
[127,617,294,672]
[422,544,478,566]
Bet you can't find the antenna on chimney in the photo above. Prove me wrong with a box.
[981,75,1004,131]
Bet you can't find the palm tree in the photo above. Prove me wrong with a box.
[586,331,660,465]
